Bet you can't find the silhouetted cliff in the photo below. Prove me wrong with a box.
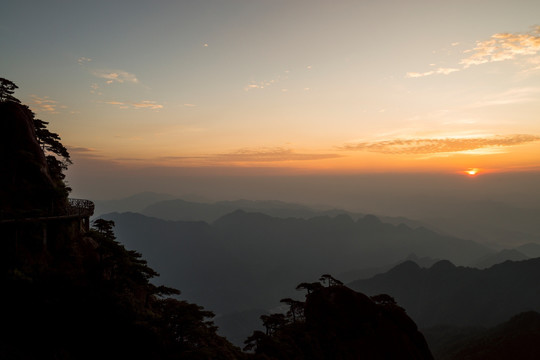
[246,283,434,360]
[0,89,244,360]
[0,101,66,216]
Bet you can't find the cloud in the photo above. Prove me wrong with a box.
[408,26,540,77]
[93,70,139,84]
[245,83,262,90]
[68,146,97,153]
[341,134,540,155]
[156,155,204,162]
[244,72,289,91]
[31,95,59,113]
[77,57,92,65]
[105,100,163,110]
[132,101,163,110]
[111,149,341,166]
[406,67,459,78]
[210,148,342,163]
[183,103,197,107]
[461,26,540,68]
[67,146,105,159]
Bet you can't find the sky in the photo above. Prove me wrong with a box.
[2,0,540,201]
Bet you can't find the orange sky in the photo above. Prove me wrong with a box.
[3,1,540,183]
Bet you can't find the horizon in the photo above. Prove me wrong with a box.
[71,166,540,217]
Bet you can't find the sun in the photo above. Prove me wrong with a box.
[464,168,479,176]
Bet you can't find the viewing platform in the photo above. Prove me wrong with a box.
[0,198,95,232]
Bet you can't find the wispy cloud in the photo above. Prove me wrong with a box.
[69,146,97,153]
[244,72,289,91]
[244,79,280,91]
[408,26,540,77]
[31,95,60,113]
[132,101,163,110]
[341,134,540,154]
[105,100,163,110]
[210,148,341,162]
[93,69,139,84]
[104,101,129,109]
[127,148,341,165]
[461,26,540,68]
[77,57,92,65]
[67,146,104,159]
[406,67,459,78]
[89,83,102,95]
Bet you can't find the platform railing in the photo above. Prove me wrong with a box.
[66,198,95,217]
[0,198,94,223]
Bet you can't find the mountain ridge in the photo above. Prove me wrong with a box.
[350,257,540,329]
[101,210,492,318]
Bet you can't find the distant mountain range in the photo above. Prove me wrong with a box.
[97,194,540,346]
[99,193,540,264]
[140,197,429,229]
[516,242,540,258]
[408,198,540,247]
[96,192,540,251]
[349,258,540,329]
[102,210,491,342]
[93,192,177,216]
[337,253,441,283]
[472,248,529,269]
[95,192,540,249]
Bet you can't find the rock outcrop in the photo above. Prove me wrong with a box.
[249,284,434,360]
[0,101,59,216]
[302,285,433,359]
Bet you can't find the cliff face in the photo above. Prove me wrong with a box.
[0,101,58,216]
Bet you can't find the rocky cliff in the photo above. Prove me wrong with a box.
[0,101,63,217]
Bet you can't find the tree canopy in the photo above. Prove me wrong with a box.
[0,77,20,103]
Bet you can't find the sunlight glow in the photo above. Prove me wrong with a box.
[465,168,479,176]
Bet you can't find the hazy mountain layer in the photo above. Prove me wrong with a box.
[350,258,540,329]
[472,248,529,269]
[139,196,428,229]
[103,210,491,315]
[413,199,540,247]
[93,192,176,216]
